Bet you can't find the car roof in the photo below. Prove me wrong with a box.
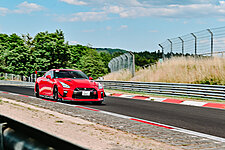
[50,69,82,72]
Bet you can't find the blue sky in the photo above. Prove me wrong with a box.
[0,0,225,52]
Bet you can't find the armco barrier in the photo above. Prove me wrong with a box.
[97,81,225,100]
[1,80,225,100]
[0,114,87,150]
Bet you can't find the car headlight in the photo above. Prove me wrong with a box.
[59,82,70,88]
[98,83,103,89]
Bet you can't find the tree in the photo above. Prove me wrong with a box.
[2,33,32,75]
[32,30,70,71]
[79,49,108,79]
[68,44,90,69]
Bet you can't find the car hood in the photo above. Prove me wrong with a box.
[56,78,97,87]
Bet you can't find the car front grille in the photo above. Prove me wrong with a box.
[72,88,98,99]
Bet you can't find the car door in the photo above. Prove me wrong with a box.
[45,71,55,96]
[39,71,51,95]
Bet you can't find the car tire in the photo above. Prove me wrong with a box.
[35,84,40,98]
[53,86,59,101]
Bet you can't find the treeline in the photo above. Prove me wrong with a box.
[96,48,163,69]
[0,29,163,79]
[0,30,111,79]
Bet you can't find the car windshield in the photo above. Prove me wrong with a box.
[54,70,88,79]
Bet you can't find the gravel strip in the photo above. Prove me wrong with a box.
[0,92,225,149]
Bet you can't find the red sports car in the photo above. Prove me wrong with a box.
[34,69,105,104]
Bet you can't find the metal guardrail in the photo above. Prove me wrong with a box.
[0,114,87,150]
[98,81,225,100]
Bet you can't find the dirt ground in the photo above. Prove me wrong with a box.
[0,98,182,150]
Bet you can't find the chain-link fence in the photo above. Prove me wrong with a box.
[159,26,225,57]
[108,52,135,77]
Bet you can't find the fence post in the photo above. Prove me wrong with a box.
[129,51,135,77]
[115,57,120,72]
[124,53,130,69]
[112,59,116,72]
[167,39,173,57]
[159,44,165,60]
[207,29,214,57]
[178,37,184,56]
[121,55,126,69]
[191,33,197,56]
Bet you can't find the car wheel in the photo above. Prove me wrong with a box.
[53,86,59,101]
[35,84,40,98]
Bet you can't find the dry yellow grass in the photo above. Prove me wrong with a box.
[103,69,132,81]
[104,57,225,85]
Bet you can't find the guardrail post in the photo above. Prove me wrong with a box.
[34,74,37,82]
[0,123,7,150]
[5,73,7,80]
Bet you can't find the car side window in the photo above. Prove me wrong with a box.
[44,71,51,78]
[50,71,54,79]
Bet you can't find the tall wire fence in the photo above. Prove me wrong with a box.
[159,26,225,57]
[108,52,135,77]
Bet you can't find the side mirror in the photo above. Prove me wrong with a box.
[89,77,93,80]
[46,75,51,79]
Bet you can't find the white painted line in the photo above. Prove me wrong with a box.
[153,98,167,102]
[119,94,135,98]
[145,97,155,100]
[180,101,208,106]
[100,110,131,119]
[172,128,225,143]
[105,92,111,96]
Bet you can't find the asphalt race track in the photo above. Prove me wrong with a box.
[1,85,225,138]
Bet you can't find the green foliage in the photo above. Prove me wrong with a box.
[79,49,108,79]
[0,30,162,79]
[0,30,110,78]
[134,51,162,68]
[68,44,90,69]
[95,48,127,54]
[32,30,70,72]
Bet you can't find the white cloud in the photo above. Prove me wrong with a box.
[0,7,9,16]
[110,3,225,18]
[69,12,108,22]
[69,40,79,45]
[103,6,124,14]
[60,0,87,5]
[120,25,128,29]
[106,26,112,30]
[14,1,44,14]
[58,0,225,21]
[218,18,225,22]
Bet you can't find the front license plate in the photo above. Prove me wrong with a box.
[82,91,90,96]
